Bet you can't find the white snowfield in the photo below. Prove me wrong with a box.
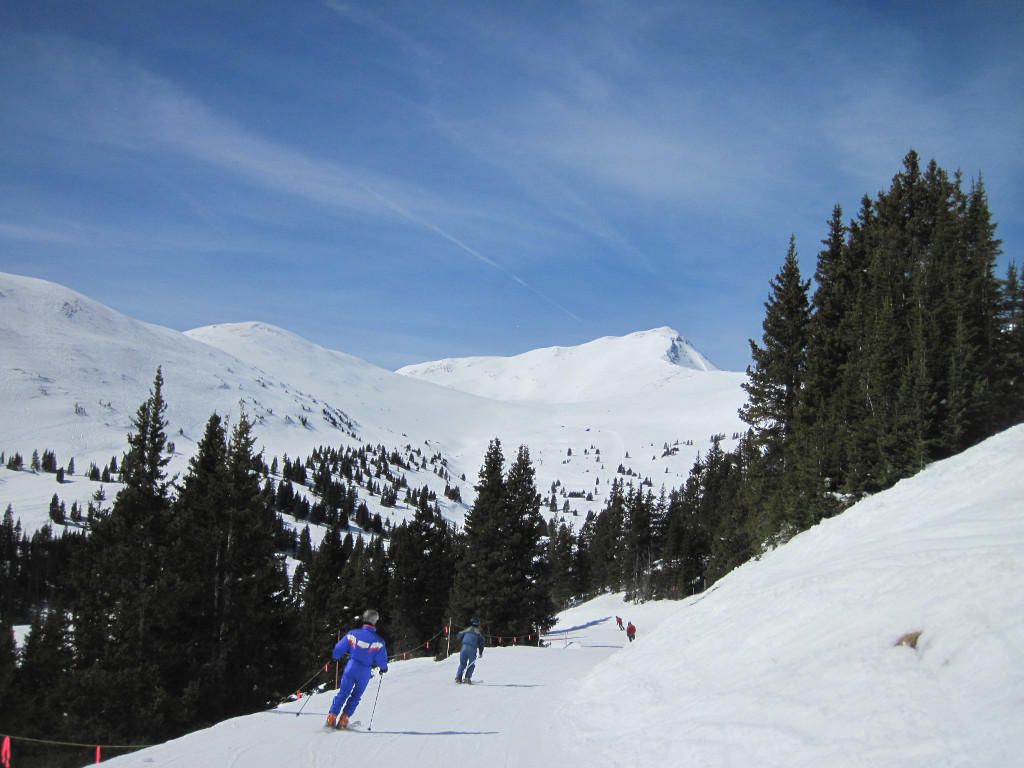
[102,424,1024,768]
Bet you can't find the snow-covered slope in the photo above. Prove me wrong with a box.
[97,424,1024,768]
[397,326,719,402]
[0,272,747,534]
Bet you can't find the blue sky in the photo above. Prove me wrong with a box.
[1,1,1021,372]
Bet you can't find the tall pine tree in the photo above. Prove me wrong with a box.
[448,439,507,633]
[502,445,556,636]
[740,236,812,539]
[448,440,554,640]
[388,499,457,655]
[69,368,174,742]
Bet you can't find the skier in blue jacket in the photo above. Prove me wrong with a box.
[455,617,485,684]
[326,609,389,729]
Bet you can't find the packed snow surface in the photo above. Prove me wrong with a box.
[99,425,1024,768]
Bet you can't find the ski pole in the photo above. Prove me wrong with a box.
[294,663,329,717]
[366,673,384,731]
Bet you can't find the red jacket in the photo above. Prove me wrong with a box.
[626,622,636,638]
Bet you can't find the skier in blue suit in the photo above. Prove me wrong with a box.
[326,609,389,728]
[455,617,485,684]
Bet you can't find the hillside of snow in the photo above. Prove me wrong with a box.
[0,272,747,535]
[397,326,719,402]
[94,424,1024,768]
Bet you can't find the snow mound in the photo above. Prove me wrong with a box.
[573,423,1024,767]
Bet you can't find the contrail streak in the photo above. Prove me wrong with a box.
[352,178,582,323]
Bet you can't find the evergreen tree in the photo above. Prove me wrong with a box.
[695,439,751,586]
[157,413,231,729]
[388,501,457,654]
[15,609,76,742]
[955,175,1006,445]
[572,511,597,599]
[794,206,856,515]
[502,445,556,635]
[740,237,811,538]
[337,535,389,635]
[741,236,811,454]
[547,520,577,608]
[0,619,16,730]
[49,493,64,524]
[213,413,297,719]
[297,525,313,562]
[586,480,626,592]
[69,368,174,742]
[656,462,710,598]
[298,523,350,668]
[996,263,1024,427]
[807,152,1007,495]
[0,506,18,619]
[622,487,657,601]
[448,439,506,630]
[448,441,553,640]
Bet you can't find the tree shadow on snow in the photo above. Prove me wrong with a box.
[358,729,499,736]
[266,710,334,717]
[476,683,542,688]
[550,616,612,634]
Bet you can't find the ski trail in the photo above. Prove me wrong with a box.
[100,595,680,768]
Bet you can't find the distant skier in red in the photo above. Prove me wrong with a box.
[616,616,624,631]
[626,621,636,642]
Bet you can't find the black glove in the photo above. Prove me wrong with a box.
[379,668,388,674]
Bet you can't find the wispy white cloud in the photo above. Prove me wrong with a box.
[0,221,83,246]
[3,35,585,316]
[321,0,407,42]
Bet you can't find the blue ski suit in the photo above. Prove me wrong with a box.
[329,624,389,718]
[455,625,485,682]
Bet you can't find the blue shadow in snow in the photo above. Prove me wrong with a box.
[476,683,542,688]
[357,729,499,736]
[266,709,334,717]
[550,616,612,634]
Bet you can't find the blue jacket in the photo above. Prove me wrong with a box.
[333,624,389,672]
[457,625,485,655]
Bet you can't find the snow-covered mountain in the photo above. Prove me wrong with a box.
[397,327,718,402]
[0,272,747,535]
[94,424,1024,768]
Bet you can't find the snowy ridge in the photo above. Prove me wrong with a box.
[98,425,1024,767]
[397,326,718,403]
